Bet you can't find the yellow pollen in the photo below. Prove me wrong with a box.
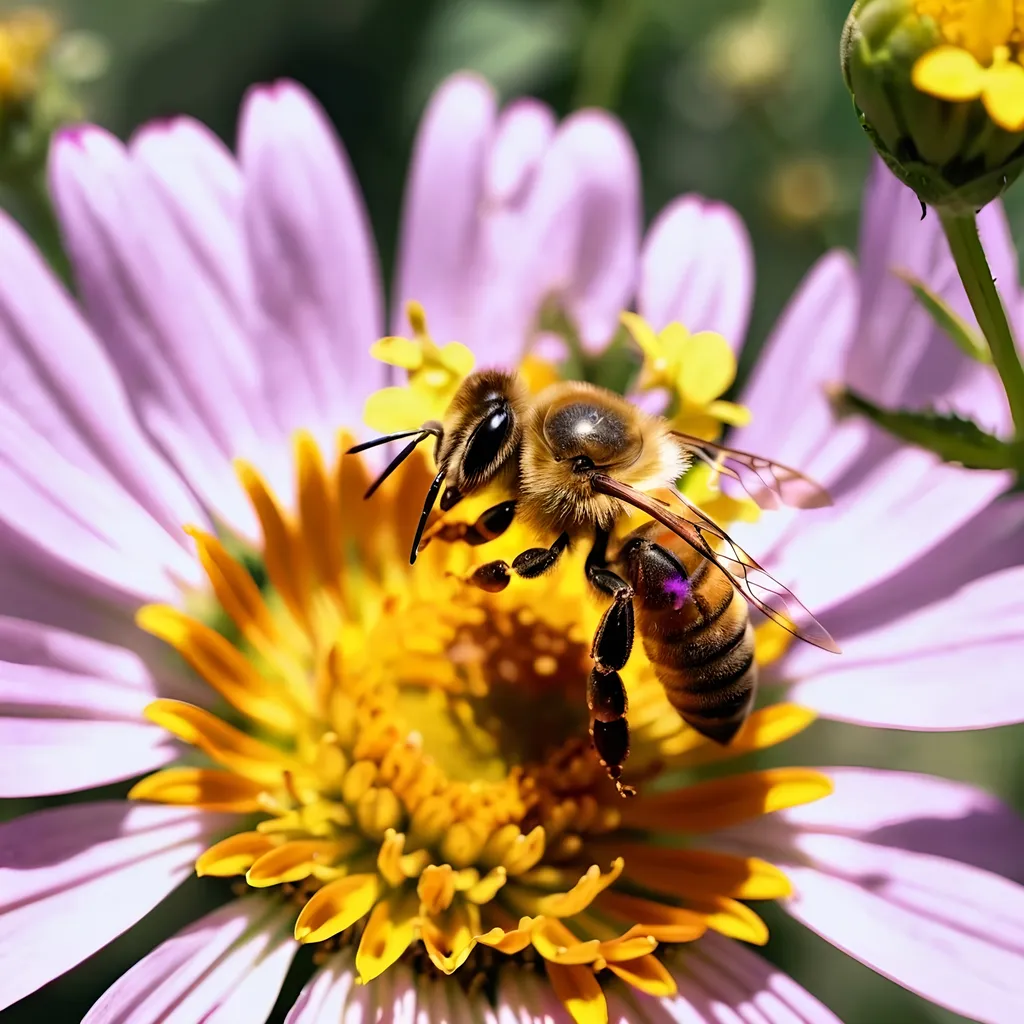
[129,402,829,1021]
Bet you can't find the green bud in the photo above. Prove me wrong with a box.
[842,0,1024,212]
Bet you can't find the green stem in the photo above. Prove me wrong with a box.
[940,209,1024,450]
[572,0,645,110]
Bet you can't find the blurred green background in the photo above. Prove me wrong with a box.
[0,0,1022,1021]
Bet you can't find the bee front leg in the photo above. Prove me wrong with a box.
[586,529,636,798]
[462,531,570,593]
[422,500,518,550]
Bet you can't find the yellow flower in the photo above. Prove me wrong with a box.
[0,8,55,103]
[621,311,750,441]
[130,392,831,1023]
[363,302,475,432]
[912,1,1024,131]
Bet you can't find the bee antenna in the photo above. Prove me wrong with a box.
[347,426,440,455]
[363,431,431,499]
[410,469,446,565]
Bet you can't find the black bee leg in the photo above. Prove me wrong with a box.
[586,529,636,798]
[424,500,518,550]
[462,531,570,593]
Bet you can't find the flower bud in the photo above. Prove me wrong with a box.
[842,0,1024,212]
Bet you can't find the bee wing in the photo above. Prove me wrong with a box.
[592,474,840,655]
[670,431,832,511]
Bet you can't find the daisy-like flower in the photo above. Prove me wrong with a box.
[0,73,1022,1024]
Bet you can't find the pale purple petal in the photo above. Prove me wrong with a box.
[0,720,174,796]
[811,494,1024,639]
[0,803,230,1012]
[283,952,355,1024]
[628,935,843,1024]
[753,448,1009,617]
[0,202,203,537]
[130,116,256,361]
[487,99,557,206]
[732,251,860,478]
[779,768,1024,882]
[84,897,295,1024]
[848,159,1011,434]
[0,404,201,605]
[50,125,263,533]
[780,566,1024,729]
[712,769,1024,1024]
[492,966,573,1023]
[639,195,754,352]
[0,617,203,795]
[0,206,205,601]
[523,109,641,352]
[727,252,864,560]
[392,72,498,343]
[239,80,384,450]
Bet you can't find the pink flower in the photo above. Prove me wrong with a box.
[0,72,1020,1024]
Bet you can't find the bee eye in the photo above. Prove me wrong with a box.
[461,403,513,482]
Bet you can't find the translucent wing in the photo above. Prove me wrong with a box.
[671,431,831,511]
[592,474,840,654]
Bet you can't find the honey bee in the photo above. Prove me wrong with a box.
[349,370,839,796]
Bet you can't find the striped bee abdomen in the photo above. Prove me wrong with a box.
[619,526,758,745]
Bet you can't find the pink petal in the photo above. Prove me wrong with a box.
[523,109,641,352]
[732,250,860,479]
[84,897,295,1024]
[814,494,1024,639]
[727,252,863,559]
[0,404,200,605]
[781,566,1024,729]
[49,125,263,534]
[283,952,355,1024]
[487,98,557,206]
[129,116,255,352]
[392,72,497,343]
[713,768,1024,1024]
[848,159,1011,434]
[0,201,203,539]
[615,935,841,1023]
[494,965,575,1022]
[639,195,754,352]
[0,719,174,796]
[780,768,1024,882]
[755,449,1009,617]
[0,803,230,1011]
[784,850,1024,1024]
[239,80,384,450]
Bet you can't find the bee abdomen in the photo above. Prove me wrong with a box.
[623,536,758,745]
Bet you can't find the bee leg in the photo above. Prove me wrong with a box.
[425,500,518,549]
[586,529,637,798]
[462,531,570,593]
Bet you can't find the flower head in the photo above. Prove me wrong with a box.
[842,0,1024,210]
[0,72,1023,1024]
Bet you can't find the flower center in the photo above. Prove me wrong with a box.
[129,360,831,1022]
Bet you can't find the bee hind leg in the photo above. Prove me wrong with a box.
[586,529,637,798]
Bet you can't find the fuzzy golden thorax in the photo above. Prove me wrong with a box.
[517,381,689,537]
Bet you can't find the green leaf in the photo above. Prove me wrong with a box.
[839,388,1015,470]
[893,267,993,365]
